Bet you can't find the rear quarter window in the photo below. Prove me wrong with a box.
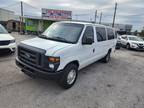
[96,27,107,42]
[107,28,115,40]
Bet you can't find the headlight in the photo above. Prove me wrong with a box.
[49,64,55,69]
[132,42,137,45]
[131,43,138,47]
[43,56,60,71]
[10,40,15,43]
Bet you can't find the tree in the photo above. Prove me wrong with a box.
[140,28,144,37]
[133,30,138,36]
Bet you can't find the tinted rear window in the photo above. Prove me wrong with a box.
[107,28,115,40]
[96,27,107,42]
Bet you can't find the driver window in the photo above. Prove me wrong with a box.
[82,26,94,42]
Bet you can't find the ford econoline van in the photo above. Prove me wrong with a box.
[16,21,117,89]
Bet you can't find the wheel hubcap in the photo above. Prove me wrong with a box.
[67,70,76,85]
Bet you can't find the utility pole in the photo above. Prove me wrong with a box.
[99,12,103,24]
[112,2,118,27]
[94,10,97,23]
[20,1,24,34]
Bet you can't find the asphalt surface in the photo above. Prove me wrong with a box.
[0,33,144,108]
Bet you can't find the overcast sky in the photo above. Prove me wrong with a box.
[0,0,144,31]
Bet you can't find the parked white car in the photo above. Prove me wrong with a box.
[0,24,16,53]
[121,35,144,50]
[16,21,117,89]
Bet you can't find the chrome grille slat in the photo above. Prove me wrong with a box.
[0,40,10,46]
[18,46,40,66]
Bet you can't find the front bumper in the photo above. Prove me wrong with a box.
[116,42,121,48]
[0,43,16,52]
[16,58,64,79]
[132,48,144,51]
[130,44,144,51]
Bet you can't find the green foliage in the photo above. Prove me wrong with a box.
[133,30,138,36]
[140,29,144,37]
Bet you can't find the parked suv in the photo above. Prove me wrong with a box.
[121,35,144,50]
[0,24,16,53]
[16,21,117,89]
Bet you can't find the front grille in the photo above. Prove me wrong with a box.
[0,40,10,46]
[138,43,143,46]
[18,46,41,67]
[137,43,144,49]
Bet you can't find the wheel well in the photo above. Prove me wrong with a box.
[127,43,130,45]
[66,60,79,68]
[108,48,112,53]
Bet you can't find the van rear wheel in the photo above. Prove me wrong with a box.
[102,51,111,63]
[58,64,78,89]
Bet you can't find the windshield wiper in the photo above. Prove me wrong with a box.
[52,37,72,43]
[53,37,67,41]
[39,35,72,43]
[39,35,46,38]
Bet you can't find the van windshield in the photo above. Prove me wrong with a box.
[41,23,84,44]
[0,25,8,34]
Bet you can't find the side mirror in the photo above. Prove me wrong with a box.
[82,36,93,45]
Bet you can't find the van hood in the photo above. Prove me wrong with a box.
[0,34,14,41]
[21,37,72,55]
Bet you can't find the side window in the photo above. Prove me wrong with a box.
[107,28,115,40]
[96,27,106,42]
[82,26,94,42]
[122,36,127,40]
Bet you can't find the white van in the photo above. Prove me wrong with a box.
[0,24,16,52]
[16,21,117,89]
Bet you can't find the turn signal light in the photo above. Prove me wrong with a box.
[48,57,60,63]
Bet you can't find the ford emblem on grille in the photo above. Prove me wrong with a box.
[25,53,31,58]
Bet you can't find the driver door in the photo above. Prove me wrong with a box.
[78,26,96,68]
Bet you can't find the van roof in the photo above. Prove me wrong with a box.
[59,21,113,28]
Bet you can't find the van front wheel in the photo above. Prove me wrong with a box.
[58,64,78,89]
[102,51,111,63]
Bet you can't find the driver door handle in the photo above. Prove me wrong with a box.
[93,48,95,53]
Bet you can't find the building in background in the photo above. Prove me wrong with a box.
[0,7,133,35]
[103,23,133,35]
[42,8,72,20]
[0,8,15,21]
[0,8,21,32]
[24,9,72,35]
[24,16,55,35]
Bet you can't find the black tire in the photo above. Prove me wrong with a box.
[58,64,78,89]
[102,50,111,63]
[115,46,120,49]
[126,44,130,49]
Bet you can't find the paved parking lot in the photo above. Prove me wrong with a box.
[0,33,144,108]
